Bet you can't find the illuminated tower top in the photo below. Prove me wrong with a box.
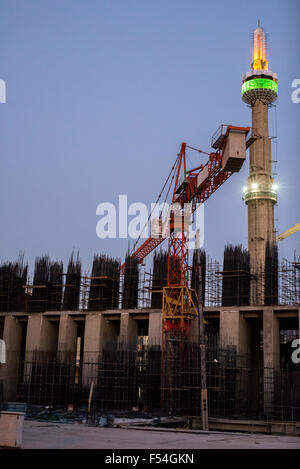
[241,21,278,106]
[252,22,268,71]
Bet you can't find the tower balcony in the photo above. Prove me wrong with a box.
[241,72,278,106]
[243,182,277,204]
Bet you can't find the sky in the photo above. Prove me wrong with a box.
[0,0,299,275]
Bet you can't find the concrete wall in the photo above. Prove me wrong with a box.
[263,308,280,414]
[263,309,280,370]
[0,306,298,402]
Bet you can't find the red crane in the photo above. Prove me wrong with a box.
[123,125,251,314]
[121,124,252,409]
[122,125,254,359]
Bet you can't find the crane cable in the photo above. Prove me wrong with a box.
[129,144,209,256]
[130,155,180,255]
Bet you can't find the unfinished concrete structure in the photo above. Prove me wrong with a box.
[0,24,299,423]
[0,301,299,417]
[0,246,299,418]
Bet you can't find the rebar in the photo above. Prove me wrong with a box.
[222,244,250,306]
[0,255,27,312]
[122,255,139,309]
[14,340,300,421]
[63,252,81,311]
[151,250,168,309]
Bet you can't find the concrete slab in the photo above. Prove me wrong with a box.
[22,420,300,449]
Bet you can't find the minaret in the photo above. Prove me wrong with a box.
[242,23,278,304]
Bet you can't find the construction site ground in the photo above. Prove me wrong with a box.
[22,420,300,449]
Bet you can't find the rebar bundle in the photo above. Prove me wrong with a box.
[151,250,168,309]
[28,256,51,312]
[222,244,250,306]
[0,256,27,312]
[49,262,63,310]
[122,255,139,309]
[264,242,278,305]
[88,254,120,311]
[28,256,64,312]
[0,250,299,312]
[63,253,81,311]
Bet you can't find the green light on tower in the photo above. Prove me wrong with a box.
[241,78,278,97]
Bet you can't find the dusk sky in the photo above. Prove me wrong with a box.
[1,0,299,275]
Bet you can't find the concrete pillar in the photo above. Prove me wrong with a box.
[83,314,102,360]
[25,315,58,355]
[220,308,251,356]
[220,308,252,412]
[57,313,78,359]
[249,321,261,413]
[102,318,120,350]
[188,317,199,344]
[82,314,102,387]
[0,316,22,401]
[82,313,121,386]
[22,315,59,388]
[120,312,138,347]
[263,308,280,415]
[148,312,162,347]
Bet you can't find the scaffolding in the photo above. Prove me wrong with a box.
[203,257,299,308]
[279,257,300,305]
[0,251,299,312]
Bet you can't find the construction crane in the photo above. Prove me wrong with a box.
[276,222,300,242]
[122,125,252,326]
[121,124,254,411]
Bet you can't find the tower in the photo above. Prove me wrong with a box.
[242,22,278,304]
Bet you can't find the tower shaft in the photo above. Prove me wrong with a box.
[248,100,275,260]
[247,102,275,304]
